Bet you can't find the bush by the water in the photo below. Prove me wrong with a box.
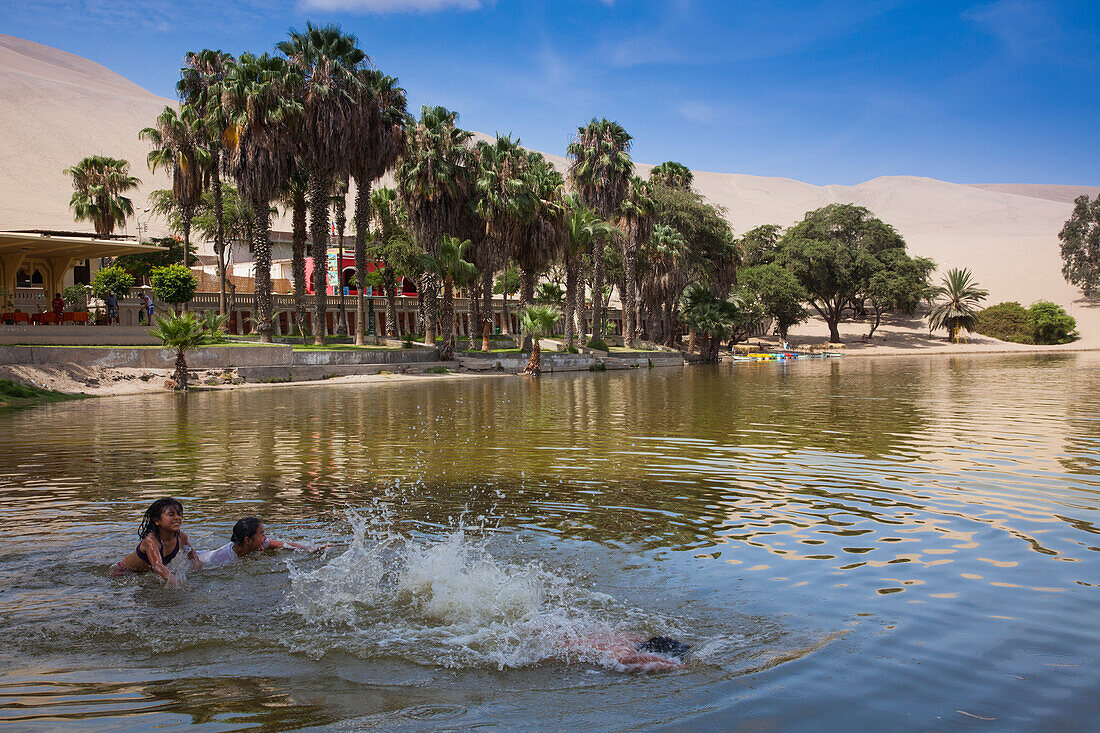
[585,338,609,351]
[975,301,1077,345]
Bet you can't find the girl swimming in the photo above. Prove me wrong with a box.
[197,517,330,568]
[112,498,201,586]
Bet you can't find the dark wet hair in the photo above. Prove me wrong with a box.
[231,517,263,546]
[636,636,692,659]
[137,498,183,538]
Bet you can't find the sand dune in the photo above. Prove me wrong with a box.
[2,34,1097,344]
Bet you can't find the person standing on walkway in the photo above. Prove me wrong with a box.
[105,290,119,326]
[51,292,64,324]
[141,291,153,325]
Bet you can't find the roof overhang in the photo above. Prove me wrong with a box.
[0,231,166,260]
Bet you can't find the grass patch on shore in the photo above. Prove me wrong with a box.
[462,347,523,354]
[0,379,84,409]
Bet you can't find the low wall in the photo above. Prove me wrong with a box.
[459,351,683,372]
[0,344,292,369]
[0,325,161,345]
[291,347,438,366]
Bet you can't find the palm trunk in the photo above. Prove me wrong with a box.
[501,285,511,336]
[468,276,481,356]
[481,269,494,350]
[440,276,455,360]
[383,269,399,337]
[308,170,330,346]
[353,183,369,346]
[623,248,637,347]
[564,256,577,350]
[182,216,191,269]
[291,190,308,340]
[251,202,274,343]
[335,191,348,337]
[212,163,227,316]
[518,269,534,350]
[575,274,586,341]
[421,273,438,344]
[416,287,425,337]
[591,239,605,343]
[175,349,189,390]
[524,340,541,376]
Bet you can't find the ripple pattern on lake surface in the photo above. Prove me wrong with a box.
[0,353,1098,731]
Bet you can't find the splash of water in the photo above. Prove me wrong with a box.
[286,508,682,670]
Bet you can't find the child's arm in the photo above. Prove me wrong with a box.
[140,535,180,587]
[267,538,331,552]
[180,530,202,569]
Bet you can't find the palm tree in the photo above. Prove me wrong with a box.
[63,155,141,236]
[221,52,303,343]
[567,119,634,345]
[616,176,656,346]
[649,161,693,190]
[140,105,209,268]
[279,23,368,346]
[179,48,235,313]
[349,70,407,345]
[562,196,617,350]
[369,187,417,338]
[331,175,350,336]
[519,304,560,376]
[149,312,208,390]
[515,151,567,337]
[396,105,474,345]
[680,284,739,362]
[421,235,477,359]
[639,223,687,346]
[927,268,989,342]
[278,165,310,337]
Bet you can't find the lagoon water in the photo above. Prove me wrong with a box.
[1,354,1098,731]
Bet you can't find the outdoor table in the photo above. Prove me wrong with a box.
[1,312,31,324]
[31,312,59,325]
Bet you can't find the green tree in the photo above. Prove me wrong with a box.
[863,253,936,337]
[975,302,1035,343]
[396,105,475,346]
[369,187,418,338]
[617,176,656,346]
[91,265,134,299]
[680,284,744,362]
[737,263,809,339]
[648,161,693,190]
[279,22,368,346]
[221,52,302,342]
[927,268,989,341]
[777,204,908,343]
[638,223,688,346]
[1058,194,1100,297]
[63,155,140,236]
[1029,301,1077,344]
[561,196,617,350]
[351,71,407,345]
[739,224,783,268]
[568,119,634,343]
[114,234,194,284]
[179,49,236,315]
[150,264,198,312]
[519,304,560,376]
[140,105,209,267]
[420,235,476,360]
[149,312,208,390]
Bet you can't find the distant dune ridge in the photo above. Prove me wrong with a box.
[2,34,1097,343]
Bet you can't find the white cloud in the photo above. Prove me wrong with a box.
[963,0,1060,55]
[301,0,482,12]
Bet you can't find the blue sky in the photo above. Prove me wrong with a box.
[4,0,1098,185]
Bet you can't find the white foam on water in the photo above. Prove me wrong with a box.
[285,507,682,670]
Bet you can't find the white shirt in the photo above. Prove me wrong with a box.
[198,539,269,568]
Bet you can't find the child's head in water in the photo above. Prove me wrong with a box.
[137,498,184,538]
[230,517,268,555]
[636,636,692,659]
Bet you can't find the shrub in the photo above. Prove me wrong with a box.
[62,284,89,311]
[975,302,1035,344]
[91,265,134,299]
[150,264,197,306]
[1029,301,1077,344]
[585,338,609,352]
[975,300,1077,345]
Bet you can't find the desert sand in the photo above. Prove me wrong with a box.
[2,34,1097,350]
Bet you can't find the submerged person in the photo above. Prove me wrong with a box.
[567,633,692,672]
[112,497,201,586]
[197,517,330,568]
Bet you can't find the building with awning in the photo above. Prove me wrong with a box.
[0,230,165,299]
